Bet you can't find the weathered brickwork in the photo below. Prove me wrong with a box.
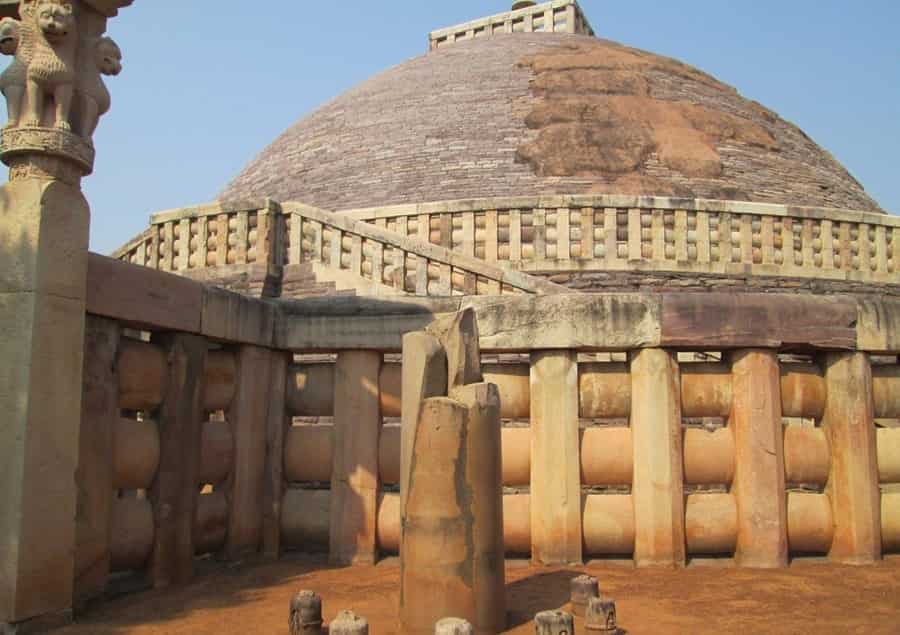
[221,34,882,215]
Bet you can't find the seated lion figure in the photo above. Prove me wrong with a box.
[23,0,77,130]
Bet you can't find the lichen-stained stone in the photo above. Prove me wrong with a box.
[468,294,661,352]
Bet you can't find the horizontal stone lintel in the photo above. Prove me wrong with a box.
[85,253,895,353]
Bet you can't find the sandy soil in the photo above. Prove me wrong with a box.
[56,555,900,634]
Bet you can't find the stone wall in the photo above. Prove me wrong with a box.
[77,259,900,590]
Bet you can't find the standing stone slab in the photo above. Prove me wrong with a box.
[148,334,207,587]
[530,350,582,565]
[400,332,447,520]
[730,350,788,568]
[74,317,121,607]
[822,353,882,564]
[226,346,274,559]
[330,351,382,566]
[630,349,685,567]
[0,180,90,625]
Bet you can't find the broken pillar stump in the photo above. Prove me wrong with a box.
[330,610,369,635]
[436,618,475,635]
[584,597,618,633]
[569,574,599,617]
[400,309,506,635]
[534,610,574,635]
[289,590,323,635]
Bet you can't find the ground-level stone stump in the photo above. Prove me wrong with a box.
[289,590,323,635]
[534,610,574,635]
[569,575,599,617]
[436,617,475,635]
[584,597,618,633]
[329,610,369,635]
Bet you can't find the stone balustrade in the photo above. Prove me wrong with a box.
[427,0,593,51]
[345,195,900,288]
[76,254,900,597]
[114,195,900,297]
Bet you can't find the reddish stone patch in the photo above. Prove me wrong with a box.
[517,40,779,194]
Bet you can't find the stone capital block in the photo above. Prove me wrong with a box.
[0,179,89,297]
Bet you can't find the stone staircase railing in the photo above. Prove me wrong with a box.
[281,203,566,295]
[112,200,567,297]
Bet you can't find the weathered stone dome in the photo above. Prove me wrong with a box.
[221,34,882,214]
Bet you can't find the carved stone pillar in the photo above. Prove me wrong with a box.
[0,0,130,629]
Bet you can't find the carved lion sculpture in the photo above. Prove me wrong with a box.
[77,36,120,139]
[23,0,77,130]
[0,17,26,128]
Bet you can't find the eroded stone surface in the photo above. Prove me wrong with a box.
[222,34,882,214]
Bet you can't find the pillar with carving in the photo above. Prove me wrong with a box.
[0,0,130,630]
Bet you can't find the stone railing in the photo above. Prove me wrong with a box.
[73,254,900,611]
[280,202,565,295]
[113,199,280,271]
[115,195,900,295]
[114,199,567,297]
[272,292,900,567]
[343,195,900,286]
[427,0,593,51]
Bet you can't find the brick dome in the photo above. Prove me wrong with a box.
[221,34,883,214]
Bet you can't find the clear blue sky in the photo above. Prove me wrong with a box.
[28,1,899,254]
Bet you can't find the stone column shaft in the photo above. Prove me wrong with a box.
[822,352,882,564]
[730,349,788,567]
[630,348,685,567]
[330,350,382,566]
[530,350,582,565]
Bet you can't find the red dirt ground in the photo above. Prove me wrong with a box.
[57,555,900,634]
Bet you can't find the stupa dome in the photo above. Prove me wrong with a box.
[221,33,882,214]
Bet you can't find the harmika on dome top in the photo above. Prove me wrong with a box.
[220,33,883,215]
